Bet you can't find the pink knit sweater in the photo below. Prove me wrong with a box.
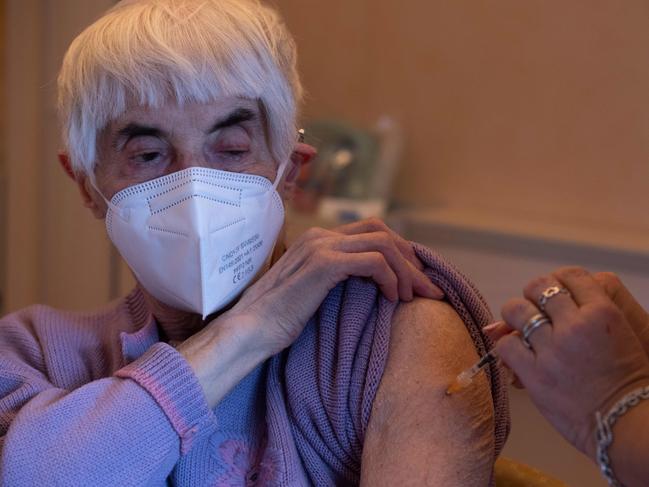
[0,243,509,485]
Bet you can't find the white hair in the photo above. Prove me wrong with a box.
[57,0,303,176]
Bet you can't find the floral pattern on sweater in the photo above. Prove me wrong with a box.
[210,433,283,486]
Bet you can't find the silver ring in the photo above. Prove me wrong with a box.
[522,313,553,349]
[538,286,570,312]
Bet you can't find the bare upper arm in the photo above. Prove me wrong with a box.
[360,298,495,486]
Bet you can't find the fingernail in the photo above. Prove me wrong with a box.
[384,290,399,303]
[407,257,425,272]
[483,320,505,333]
[403,288,414,302]
[428,283,444,299]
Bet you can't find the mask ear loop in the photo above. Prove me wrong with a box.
[272,158,290,191]
[272,129,305,191]
[88,179,130,221]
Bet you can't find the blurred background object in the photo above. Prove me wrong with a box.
[4,0,649,484]
[292,116,401,222]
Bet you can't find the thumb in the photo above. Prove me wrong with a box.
[494,333,533,388]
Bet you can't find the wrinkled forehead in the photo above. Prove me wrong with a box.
[99,96,266,139]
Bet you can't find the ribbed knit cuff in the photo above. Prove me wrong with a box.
[115,342,214,455]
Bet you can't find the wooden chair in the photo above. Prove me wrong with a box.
[495,457,569,487]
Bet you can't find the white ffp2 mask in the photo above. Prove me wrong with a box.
[102,165,286,318]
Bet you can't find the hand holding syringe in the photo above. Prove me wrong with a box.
[446,319,520,395]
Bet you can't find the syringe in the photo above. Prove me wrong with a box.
[445,350,498,395]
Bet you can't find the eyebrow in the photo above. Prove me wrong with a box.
[114,124,163,151]
[113,107,257,151]
[206,108,257,135]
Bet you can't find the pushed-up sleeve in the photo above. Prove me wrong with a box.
[270,278,396,486]
[266,243,509,487]
[0,318,214,486]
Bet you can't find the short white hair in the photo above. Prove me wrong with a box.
[58,0,302,176]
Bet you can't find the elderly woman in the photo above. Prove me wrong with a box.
[0,0,508,485]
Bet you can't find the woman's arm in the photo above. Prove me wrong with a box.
[0,331,212,485]
[604,390,649,486]
[361,298,495,486]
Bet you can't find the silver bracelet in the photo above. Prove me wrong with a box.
[596,385,649,487]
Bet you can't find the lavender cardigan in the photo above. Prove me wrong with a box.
[0,244,509,485]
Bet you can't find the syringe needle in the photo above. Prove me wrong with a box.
[445,350,498,395]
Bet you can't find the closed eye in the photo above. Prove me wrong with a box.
[139,152,161,162]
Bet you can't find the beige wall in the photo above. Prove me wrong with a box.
[3,0,115,313]
[275,0,649,233]
[6,0,648,313]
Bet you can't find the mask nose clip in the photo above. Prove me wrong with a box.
[113,206,130,222]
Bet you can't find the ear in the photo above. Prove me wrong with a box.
[59,152,106,219]
[58,152,76,180]
[282,143,316,197]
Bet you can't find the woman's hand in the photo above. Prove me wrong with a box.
[484,270,649,388]
[224,217,443,354]
[491,267,649,458]
[178,218,443,408]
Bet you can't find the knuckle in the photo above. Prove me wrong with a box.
[597,271,621,284]
[301,227,327,241]
[302,237,321,255]
[368,251,387,267]
[370,253,392,274]
[524,275,554,298]
[374,232,397,253]
[368,216,384,227]
[365,216,387,231]
[588,301,622,324]
[594,271,622,290]
[501,298,532,323]
[553,266,589,280]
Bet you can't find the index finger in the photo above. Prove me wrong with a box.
[334,218,424,271]
[552,266,609,307]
